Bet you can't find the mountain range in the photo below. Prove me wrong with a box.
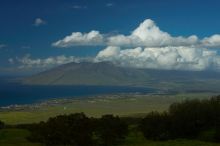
[23,61,220,92]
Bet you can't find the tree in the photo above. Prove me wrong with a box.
[139,96,220,142]
[169,100,205,138]
[0,121,4,129]
[169,97,220,139]
[96,115,128,146]
[28,113,95,146]
[140,112,171,140]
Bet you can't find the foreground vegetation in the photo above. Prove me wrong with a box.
[0,95,219,146]
[0,128,219,146]
[0,129,41,146]
[140,97,220,142]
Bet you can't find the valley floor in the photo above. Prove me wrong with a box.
[0,92,217,124]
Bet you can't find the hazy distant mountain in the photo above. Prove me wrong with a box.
[23,61,220,92]
[23,62,150,86]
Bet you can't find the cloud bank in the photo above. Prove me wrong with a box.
[50,19,220,71]
[202,34,220,47]
[107,19,199,47]
[95,46,220,71]
[52,19,220,48]
[14,54,91,69]
[14,46,220,71]
[13,19,220,72]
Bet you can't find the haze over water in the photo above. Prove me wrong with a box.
[0,80,155,106]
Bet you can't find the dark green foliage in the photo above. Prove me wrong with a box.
[0,121,4,129]
[169,96,220,139]
[140,96,220,142]
[28,113,94,146]
[96,115,128,146]
[198,129,216,142]
[140,112,171,140]
[27,113,128,146]
[26,122,46,143]
[214,122,220,142]
[169,99,206,138]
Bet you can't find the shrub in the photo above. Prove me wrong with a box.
[28,113,94,146]
[0,121,4,129]
[140,96,220,142]
[140,112,171,140]
[214,122,220,142]
[28,113,128,146]
[96,115,128,146]
[169,99,205,138]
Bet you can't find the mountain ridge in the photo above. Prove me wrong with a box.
[23,61,220,92]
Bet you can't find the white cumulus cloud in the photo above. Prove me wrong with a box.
[46,18,220,71]
[52,30,104,47]
[202,34,220,47]
[108,19,199,47]
[52,18,220,48]
[95,46,220,71]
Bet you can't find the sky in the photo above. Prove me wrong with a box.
[1,0,220,75]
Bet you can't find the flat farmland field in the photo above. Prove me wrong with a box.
[0,93,216,124]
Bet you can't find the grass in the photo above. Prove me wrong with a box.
[0,128,219,146]
[120,131,220,146]
[0,129,41,146]
[0,93,217,124]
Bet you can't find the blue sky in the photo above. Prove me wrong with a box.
[1,0,220,75]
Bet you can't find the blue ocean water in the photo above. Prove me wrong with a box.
[0,80,156,106]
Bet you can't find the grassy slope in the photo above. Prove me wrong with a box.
[0,93,216,125]
[121,131,220,146]
[0,129,218,146]
[0,129,41,146]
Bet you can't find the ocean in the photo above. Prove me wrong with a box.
[0,79,156,106]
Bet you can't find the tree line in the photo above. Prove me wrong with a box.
[140,96,220,142]
[20,114,128,146]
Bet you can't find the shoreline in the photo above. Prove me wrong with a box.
[0,91,216,112]
[0,92,165,112]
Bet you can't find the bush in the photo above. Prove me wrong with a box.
[140,96,220,142]
[96,115,128,146]
[214,122,220,142]
[28,113,94,146]
[169,99,205,138]
[140,112,171,140]
[28,113,128,146]
[0,121,4,129]
[169,97,220,139]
